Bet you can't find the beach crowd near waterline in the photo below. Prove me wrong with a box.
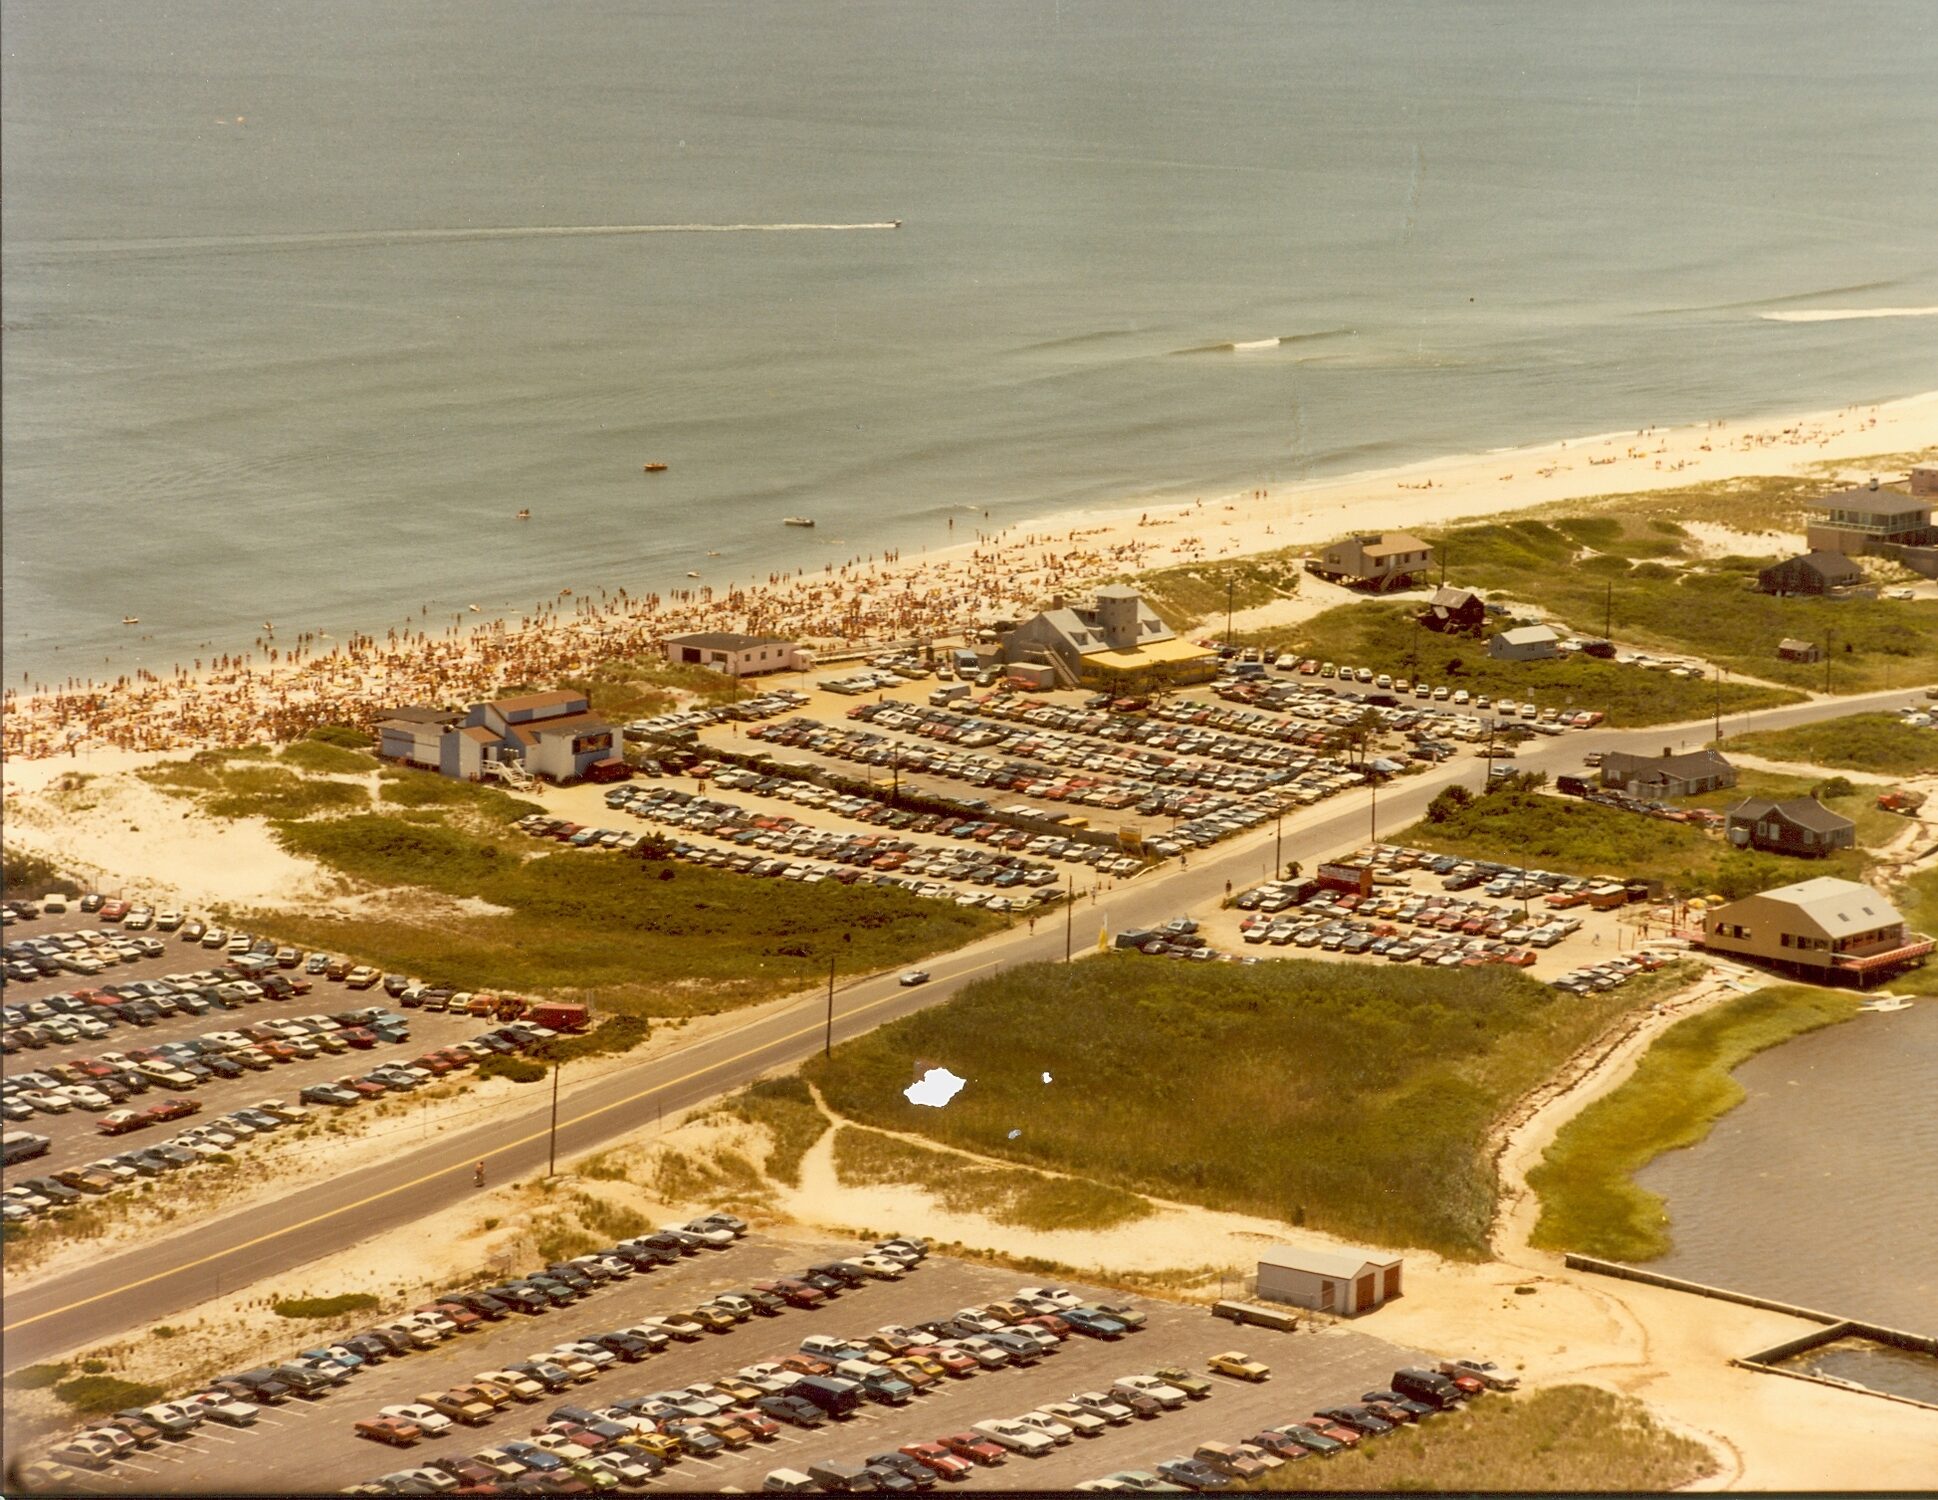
[2,395,1927,764]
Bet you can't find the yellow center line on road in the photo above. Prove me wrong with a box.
[2,956,1009,1336]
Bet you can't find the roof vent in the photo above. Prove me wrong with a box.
[1869,477,1880,491]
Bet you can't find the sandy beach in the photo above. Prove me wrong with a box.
[5,391,1932,767]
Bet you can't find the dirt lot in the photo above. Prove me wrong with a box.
[69,1234,1430,1495]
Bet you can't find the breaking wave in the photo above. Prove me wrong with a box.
[1169,328,1353,356]
[1759,306,1938,323]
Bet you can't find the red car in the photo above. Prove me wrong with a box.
[100,900,131,922]
[143,1098,201,1123]
[340,1028,377,1049]
[260,1041,299,1063]
[779,1354,833,1378]
[753,1278,825,1309]
[899,1441,973,1480]
[938,1432,1006,1467]
[726,1407,780,1440]
[340,1077,388,1099]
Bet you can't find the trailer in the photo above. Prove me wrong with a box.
[1211,1299,1300,1333]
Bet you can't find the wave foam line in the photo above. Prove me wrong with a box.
[1760,306,1938,323]
[9,222,903,257]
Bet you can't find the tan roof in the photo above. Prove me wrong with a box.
[1735,876,1902,938]
[459,725,499,744]
[488,689,585,715]
[1361,532,1429,557]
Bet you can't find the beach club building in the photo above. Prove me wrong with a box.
[1487,624,1561,661]
[1255,1244,1404,1317]
[1700,876,1930,987]
[1001,585,1216,690]
[377,690,617,785]
[660,631,804,679]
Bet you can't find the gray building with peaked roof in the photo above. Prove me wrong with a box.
[1727,796,1856,858]
[1600,748,1735,798]
[1757,551,1864,596]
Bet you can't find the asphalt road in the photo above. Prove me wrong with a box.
[2,686,1921,1370]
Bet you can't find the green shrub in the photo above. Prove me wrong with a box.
[272,1291,382,1319]
[5,1362,70,1390]
[306,724,375,749]
[280,738,375,775]
[53,1375,166,1415]
[478,1054,547,1084]
[78,1358,108,1375]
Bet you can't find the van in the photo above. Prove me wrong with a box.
[807,1460,878,1493]
[1392,1367,1463,1410]
[928,684,970,707]
[791,1375,863,1419]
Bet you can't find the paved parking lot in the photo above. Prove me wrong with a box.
[3,924,494,1181]
[51,1235,1430,1495]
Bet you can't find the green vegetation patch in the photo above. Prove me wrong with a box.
[0,847,81,899]
[833,1126,1152,1231]
[1269,1383,1714,1492]
[1887,867,1938,997]
[140,753,368,819]
[716,1076,830,1187]
[1409,788,1723,889]
[1724,713,1938,776]
[805,956,1690,1258]
[268,815,1002,1014]
[477,1054,547,1084]
[5,1361,71,1391]
[53,1374,168,1415]
[376,769,544,822]
[554,654,743,723]
[1528,985,1858,1260]
[279,735,375,775]
[1130,556,1302,632]
[272,1291,382,1319]
[1256,602,1796,727]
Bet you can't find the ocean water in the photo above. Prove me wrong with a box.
[4,0,1937,682]
[1634,1000,1938,1335]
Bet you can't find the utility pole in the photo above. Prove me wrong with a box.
[1369,780,1378,842]
[1275,809,1284,879]
[1824,629,1833,695]
[1065,874,1074,962]
[1603,579,1612,642]
[1713,666,1722,743]
[824,957,835,1057]
[546,1058,560,1178]
[1225,575,1235,649]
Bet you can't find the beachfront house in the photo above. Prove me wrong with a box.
[1804,480,1936,579]
[1599,747,1736,798]
[1756,551,1864,596]
[661,630,804,679]
[1255,1244,1403,1317]
[378,689,617,785]
[1001,585,1217,691]
[1701,876,1930,987]
[1420,586,1485,631]
[1487,624,1561,661]
[1307,532,1434,592]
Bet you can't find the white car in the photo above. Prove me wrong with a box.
[851,1254,907,1279]
[972,1419,1056,1457]
[1036,1402,1108,1437]
[185,1392,260,1427]
[1018,1285,1085,1310]
[1014,1411,1077,1444]
[1111,1374,1187,1410]
[1068,1391,1135,1425]
[381,1403,454,1436]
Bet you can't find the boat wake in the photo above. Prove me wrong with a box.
[1169,328,1352,356]
[1759,306,1938,323]
[10,222,904,259]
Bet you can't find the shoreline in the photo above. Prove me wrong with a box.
[4,390,1933,764]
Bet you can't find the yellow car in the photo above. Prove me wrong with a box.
[893,1352,946,1379]
[687,1306,735,1333]
[617,1430,681,1463]
[1207,1351,1271,1383]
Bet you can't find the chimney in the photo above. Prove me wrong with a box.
[1662,745,1672,757]
[1868,476,1880,491]
[1050,593,1065,612]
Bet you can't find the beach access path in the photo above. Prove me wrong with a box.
[1,685,1925,1372]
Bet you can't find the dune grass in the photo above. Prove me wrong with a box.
[1527,986,1859,1261]
[803,957,1690,1258]
[714,1076,830,1187]
[267,815,1003,1015]
[272,1291,381,1319]
[278,735,375,775]
[1252,601,1797,727]
[140,752,370,819]
[1723,713,1938,776]
[1131,556,1303,632]
[1265,1383,1715,1492]
[832,1125,1152,1231]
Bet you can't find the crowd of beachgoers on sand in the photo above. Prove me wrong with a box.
[0,530,1175,761]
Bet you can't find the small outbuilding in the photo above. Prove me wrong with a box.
[1421,586,1486,631]
[1255,1244,1403,1317]
[662,631,803,678]
[1776,637,1821,664]
[1487,624,1561,661]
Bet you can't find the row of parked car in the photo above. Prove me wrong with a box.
[333,1234,941,1494]
[622,689,809,746]
[1076,1358,1519,1493]
[1231,881,1570,968]
[27,1212,759,1488]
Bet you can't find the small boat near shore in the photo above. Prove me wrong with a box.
[642,461,668,473]
[121,616,140,625]
[515,508,531,520]
[784,516,816,528]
